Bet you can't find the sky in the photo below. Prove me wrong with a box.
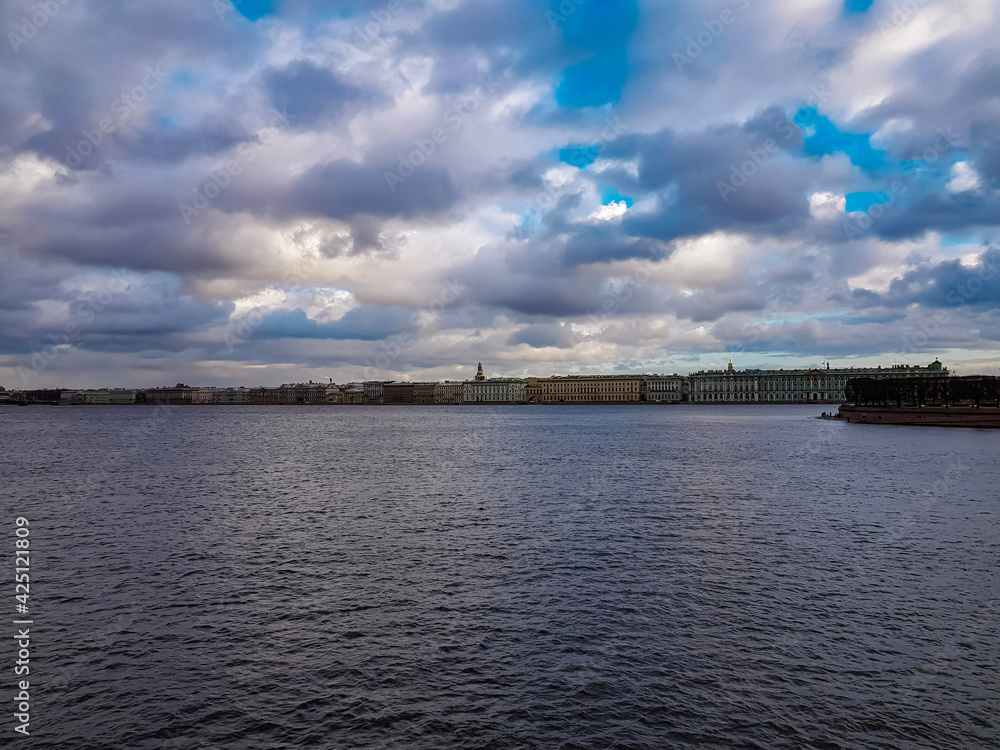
[1,0,999,388]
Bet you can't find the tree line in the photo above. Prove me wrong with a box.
[844,376,1000,408]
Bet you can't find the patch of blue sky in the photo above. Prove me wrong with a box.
[556,51,629,108]
[552,0,638,48]
[794,107,885,170]
[521,212,542,229]
[845,191,891,212]
[168,70,199,89]
[897,152,965,177]
[232,0,274,22]
[551,0,636,108]
[761,311,845,325]
[844,0,875,13]
[940,233,979,247]
[559,144,600,169]
[600,185,633,207]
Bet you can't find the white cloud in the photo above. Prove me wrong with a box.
[946,161,981,193]
[809,191,846,220]
[587,201,628,222]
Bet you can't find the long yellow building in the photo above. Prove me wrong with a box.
[525,375,645,404]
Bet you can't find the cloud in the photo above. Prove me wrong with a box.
[848,246,1000,309]
[262,59,372,128]
[285,159,460,220]
[507,322,577,349]
[946,161,982,193]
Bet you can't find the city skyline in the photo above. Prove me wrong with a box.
[7,357,955,402]
[6,356,974,392]
[2,1,999,389]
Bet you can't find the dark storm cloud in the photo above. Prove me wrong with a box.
[419,0,561,88]
[284,159,460,219]
[456,248,606,317]
[560,231,664,266]
[870,192,1000,242]
[610,115,813,242]
[22,204,239,274]
[262,59,372,127]
[1,0,266,161]
[848,247,1000,310]
[671,289,767,324]
[114,119,249,164]
[0,270,231,356]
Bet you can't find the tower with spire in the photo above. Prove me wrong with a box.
[475,362,485,381]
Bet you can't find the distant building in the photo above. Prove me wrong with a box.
[192,388,216,405]
[363,381,388,404]
[213,388,247,405]
[0,388,27,406]
[464,377,526,404]
[524,374,643,404]
[146,384,198,405]
[277,382,327,404]
[341,383,366,404]
[642,375,685,403]
[688,360,948,404]
[383,382,414,404]
[108,388,144,405]
[412,382,436,405]
[246,388,281,405]
[687,362,758,403]
[434,382,464,405]
[23,389,63,404]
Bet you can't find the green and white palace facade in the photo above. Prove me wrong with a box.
[687,360,947,404]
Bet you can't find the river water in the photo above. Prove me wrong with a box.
[2,405,997,749]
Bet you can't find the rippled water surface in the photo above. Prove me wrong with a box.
[3,405,998,749]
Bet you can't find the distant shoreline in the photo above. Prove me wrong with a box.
[36,401,833,407]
